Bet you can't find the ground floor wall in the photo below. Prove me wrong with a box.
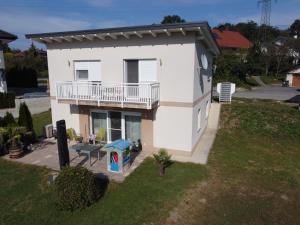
[51,99,80,133]
[50,96,212,156]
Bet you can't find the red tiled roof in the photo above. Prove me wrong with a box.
[212,29,253,49]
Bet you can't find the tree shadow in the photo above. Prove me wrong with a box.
[95,173,109,199]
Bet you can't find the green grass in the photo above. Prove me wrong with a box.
[1,101,300,225]
[260,75,284,85]
[32,110,52,137]
[0,158,207,225]
[175,99,300,225]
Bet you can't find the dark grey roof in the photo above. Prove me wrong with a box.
[0,29,17,40]
[25,21,209,38]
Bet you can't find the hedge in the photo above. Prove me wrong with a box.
[0,92,15,109]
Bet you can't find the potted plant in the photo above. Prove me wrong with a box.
[153,149,172,176]
[96,128,106,145]
[9,134,23,159]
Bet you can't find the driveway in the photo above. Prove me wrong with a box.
[214,85,300,103]
[0,97,51,118]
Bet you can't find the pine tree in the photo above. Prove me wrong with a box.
[18,102,33,131]
[3,112,17,127]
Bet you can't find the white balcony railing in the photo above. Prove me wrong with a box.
[56,81,160,109]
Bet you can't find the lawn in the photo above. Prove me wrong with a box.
[164,99,300,225]
[0,158,207,225]
[1,100,300,225]
[32,110,52,137]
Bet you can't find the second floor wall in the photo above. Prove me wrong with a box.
[47,33,211,103]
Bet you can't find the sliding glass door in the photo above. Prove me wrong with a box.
[91,111,141,143]
[125,115,141,144]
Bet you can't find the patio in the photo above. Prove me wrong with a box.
[3,138,151,182]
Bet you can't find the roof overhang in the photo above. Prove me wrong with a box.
[0,30,17,44]
[26,22,220,56]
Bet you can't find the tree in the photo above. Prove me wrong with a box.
[153,149,172,176]
[18,102,33,132]
[161,15,186,24]
[289,19,300,37]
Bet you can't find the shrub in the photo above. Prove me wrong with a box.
[22,131,35,148]
[54,166,103,211]
[66,128,76,140]
[0,92,15,109]
[0,128,9,155]
[3,112,17,127]
[153,149,172,176]
[18,102,34,131]
[6,67,38,88]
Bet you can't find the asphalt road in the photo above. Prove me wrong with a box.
[0,97,51,118]
[214,85,300,103]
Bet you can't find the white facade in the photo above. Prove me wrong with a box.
[0,49,7,93]
[30,23,219,154]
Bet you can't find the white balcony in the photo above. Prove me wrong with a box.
[56,81,160,109]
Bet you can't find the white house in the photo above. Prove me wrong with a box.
[0,30,17,93]
[26,22,220,156]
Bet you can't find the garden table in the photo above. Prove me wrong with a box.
[69,143,101,166]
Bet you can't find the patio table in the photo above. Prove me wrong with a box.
[69,143,101,166]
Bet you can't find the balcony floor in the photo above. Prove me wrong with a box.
[58,99,159,109]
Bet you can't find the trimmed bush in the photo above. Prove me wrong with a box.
[18,102,33,131]
[54,166,103,211]
[3,112,17,127]
[0,92,15,109]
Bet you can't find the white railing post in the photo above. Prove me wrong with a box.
[76,81,79,105]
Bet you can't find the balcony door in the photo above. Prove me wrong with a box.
[125,59,157,100]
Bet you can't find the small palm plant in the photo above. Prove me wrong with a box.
[153,149,172,176]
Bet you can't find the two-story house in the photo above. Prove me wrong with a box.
[0,30,17,93]
[26,22,220,157]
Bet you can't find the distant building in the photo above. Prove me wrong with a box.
[0,29,17,93]
[212,29,253,50]
[286,66,300,87]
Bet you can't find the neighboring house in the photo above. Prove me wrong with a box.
[26,22,220,156]
[286,66,300,87]
[212,29,253,50]
[0,30,17,93]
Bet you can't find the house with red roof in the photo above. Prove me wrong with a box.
[212,29,253,50]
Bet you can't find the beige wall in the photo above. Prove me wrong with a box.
[47,33,195,103]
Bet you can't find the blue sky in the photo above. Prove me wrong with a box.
[1,0,299,50]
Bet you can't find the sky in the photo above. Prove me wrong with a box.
[0,0,299,50]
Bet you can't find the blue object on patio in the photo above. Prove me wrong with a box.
[104,139,132,173]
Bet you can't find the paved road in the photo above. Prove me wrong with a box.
[214,85,300,103]
[0,97,51,118]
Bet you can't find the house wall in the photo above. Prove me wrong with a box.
[0,48,7,93]
[47,33,214,153]
[191,41,214,150]
[47,33,195,103]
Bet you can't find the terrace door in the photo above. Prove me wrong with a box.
[109,111,122,141]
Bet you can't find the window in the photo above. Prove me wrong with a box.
[76,70,89,80]
[205,100,210,119]
[74,60,101,81]
[197,108,202,131]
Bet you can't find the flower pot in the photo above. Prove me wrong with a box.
[9,147,23,159]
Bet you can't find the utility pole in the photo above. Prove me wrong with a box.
[258,0,275,41]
